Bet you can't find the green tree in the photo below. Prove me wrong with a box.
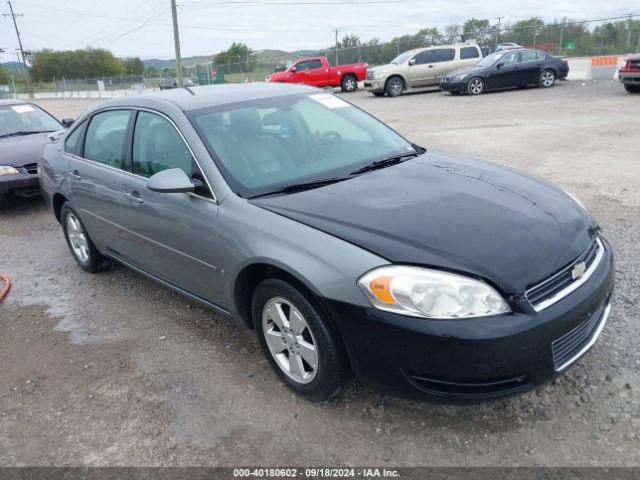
[0,65,9,85]
[31,48,125,81]
[122,57,144,75]
[214,42,254,73]
[463,18,492,45]
[505,18,546,46]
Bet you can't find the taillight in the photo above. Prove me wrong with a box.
[562,57,568,64]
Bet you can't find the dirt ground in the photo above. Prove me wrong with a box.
[1,80,639,467]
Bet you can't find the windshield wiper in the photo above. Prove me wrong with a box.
[0,130,55,139]
[250,176,351,198]
[350,151,420,176]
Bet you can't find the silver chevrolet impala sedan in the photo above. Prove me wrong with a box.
[39,83,614,401]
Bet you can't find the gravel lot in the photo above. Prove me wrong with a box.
[1,80,639,467]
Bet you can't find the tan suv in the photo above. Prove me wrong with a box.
[364,43,483,97]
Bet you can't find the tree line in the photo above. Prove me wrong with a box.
[29,48,145,82]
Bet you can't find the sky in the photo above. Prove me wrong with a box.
[0,0,637,61]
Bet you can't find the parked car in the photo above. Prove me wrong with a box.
[618,54,640,93]
[441,49,569,95]
[364,43,483,97]
[0,99,69,205]
[496,42,523,51]
[159,78,197,90]
[39,83,613,401]
[268,57,367,92]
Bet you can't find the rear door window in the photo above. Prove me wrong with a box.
[520,51,540,63]
[460,47,480,60]
[83,110,131,169]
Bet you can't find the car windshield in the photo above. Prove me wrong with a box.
[477,52,507,67]
[190,93,414,198]
[0,104,62,138]
[390,51,414,64]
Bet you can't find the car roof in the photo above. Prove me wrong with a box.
[0,98,27,107]
[91,82,318,113]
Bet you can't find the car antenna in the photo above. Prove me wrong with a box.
[183,86,196,96]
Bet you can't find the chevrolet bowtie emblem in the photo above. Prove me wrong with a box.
[572,261,586,280]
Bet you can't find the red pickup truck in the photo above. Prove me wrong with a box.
[268,57,368,92]
[619,53,640,93]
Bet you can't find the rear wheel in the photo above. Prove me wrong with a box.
[340,74,358,92]
[253,278,349,401]
[385,76,404,97]
[624,84,640,93]
[467,77,485,95]
[61,202,107,273]
[539,69,556,88]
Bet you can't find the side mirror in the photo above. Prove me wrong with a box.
[409,58,416,66]
[291,66,297,72]
[61,118,74,128]
[147,168,195,194]
[496,62,504,69]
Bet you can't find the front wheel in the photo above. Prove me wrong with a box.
[467,77,485,95]
[340,74,358,92]
[253,278,349,401]
[539,69,556,88]
[61,202,107,273]
[385,77,404,97]
[624,84,640,93]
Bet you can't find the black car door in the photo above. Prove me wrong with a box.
[519,50,545,85]
[486,52,522,89]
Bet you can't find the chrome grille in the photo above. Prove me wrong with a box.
[526,238,604,311]
[366,70,376,80]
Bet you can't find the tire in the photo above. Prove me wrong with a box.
[624,84,640,93]
[467,77,485,95]
[385,76,404,97]
[372,92,385,97]
[539,69,556,88]
[60,202,108,273]
[340,74,358,93]
[252,278,349,401]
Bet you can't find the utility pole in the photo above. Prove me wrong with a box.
[494,16,503,51]
[3,1,31,96]
[170,0,183,87]
[626,14,633,52]
[332,28,340,65]
[558,18,566,56]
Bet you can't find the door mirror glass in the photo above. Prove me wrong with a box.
[147,168,195,194]
[409,58,416,66]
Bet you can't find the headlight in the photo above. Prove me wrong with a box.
[0,166,20,176]
[358,266,510,319]
[453,73,468,81]
[373,72,386,80]
[562,188,587,211]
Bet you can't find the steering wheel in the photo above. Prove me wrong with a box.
[308,131,343,162]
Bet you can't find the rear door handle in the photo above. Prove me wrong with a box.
[124,191,143,205]
[68,170,82,180]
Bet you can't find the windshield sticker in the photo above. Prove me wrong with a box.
[309,93,349,109]
[11,104,35,113]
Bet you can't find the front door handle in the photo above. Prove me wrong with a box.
[68,170,82,180]
[124,191,144,205]
[428,65,434,68]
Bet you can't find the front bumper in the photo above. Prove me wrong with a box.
[364,80,385,93]
[0,170,40,197]
[619,71,640,85]
[325,239,615,401]
[440,78,468,93]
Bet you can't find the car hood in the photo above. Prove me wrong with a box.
[446,65,489,79]
[251,150,598,294]
[369,64,401,76]
[0,132,54,167]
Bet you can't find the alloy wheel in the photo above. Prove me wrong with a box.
[388,78,403,96]
[343,77,357,92]
[469,78,484,95]
[262,297,318,384]
[541,71,555,87]
[66,213,90,263]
